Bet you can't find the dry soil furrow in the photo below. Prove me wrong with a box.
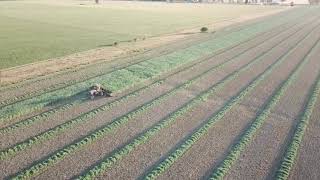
[223,27,320,180]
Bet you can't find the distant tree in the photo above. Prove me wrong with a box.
[95,0,99,4]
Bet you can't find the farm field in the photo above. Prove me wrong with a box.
[1,5,320,180]
[0,0,286,69]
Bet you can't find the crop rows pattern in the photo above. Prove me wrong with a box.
[2,7,320,180]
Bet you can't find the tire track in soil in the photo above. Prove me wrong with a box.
[219,25,320,179]
[0,12,309,149]
[5,14,304,179]
[141,18,320,180]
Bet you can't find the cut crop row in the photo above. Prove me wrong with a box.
[275,54,320,180]
[209,30,320,180]
[142,22,318,180]
[0,9,312,123]
[12,33,277,179]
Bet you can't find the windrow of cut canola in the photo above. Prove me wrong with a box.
[0,7,314,122]
[209,30,320,180]
[142,21,318,180]
[0,15,308,135]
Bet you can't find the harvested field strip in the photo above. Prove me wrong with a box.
[0,17,307,134]
[209,32,320,180]
[274,60,320,179]
[142,23,317,180]
[73,21,314,179]
[12,35,279,179]
[0,6,304,94]
[0,8,311,122]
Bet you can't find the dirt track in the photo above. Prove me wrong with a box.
[1,6,320,180]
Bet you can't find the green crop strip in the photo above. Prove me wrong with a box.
[142,23,319,180]
[209,32,320,180]
[274,57,320,179]
[0,17,307,134]
[0,8,312,123]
